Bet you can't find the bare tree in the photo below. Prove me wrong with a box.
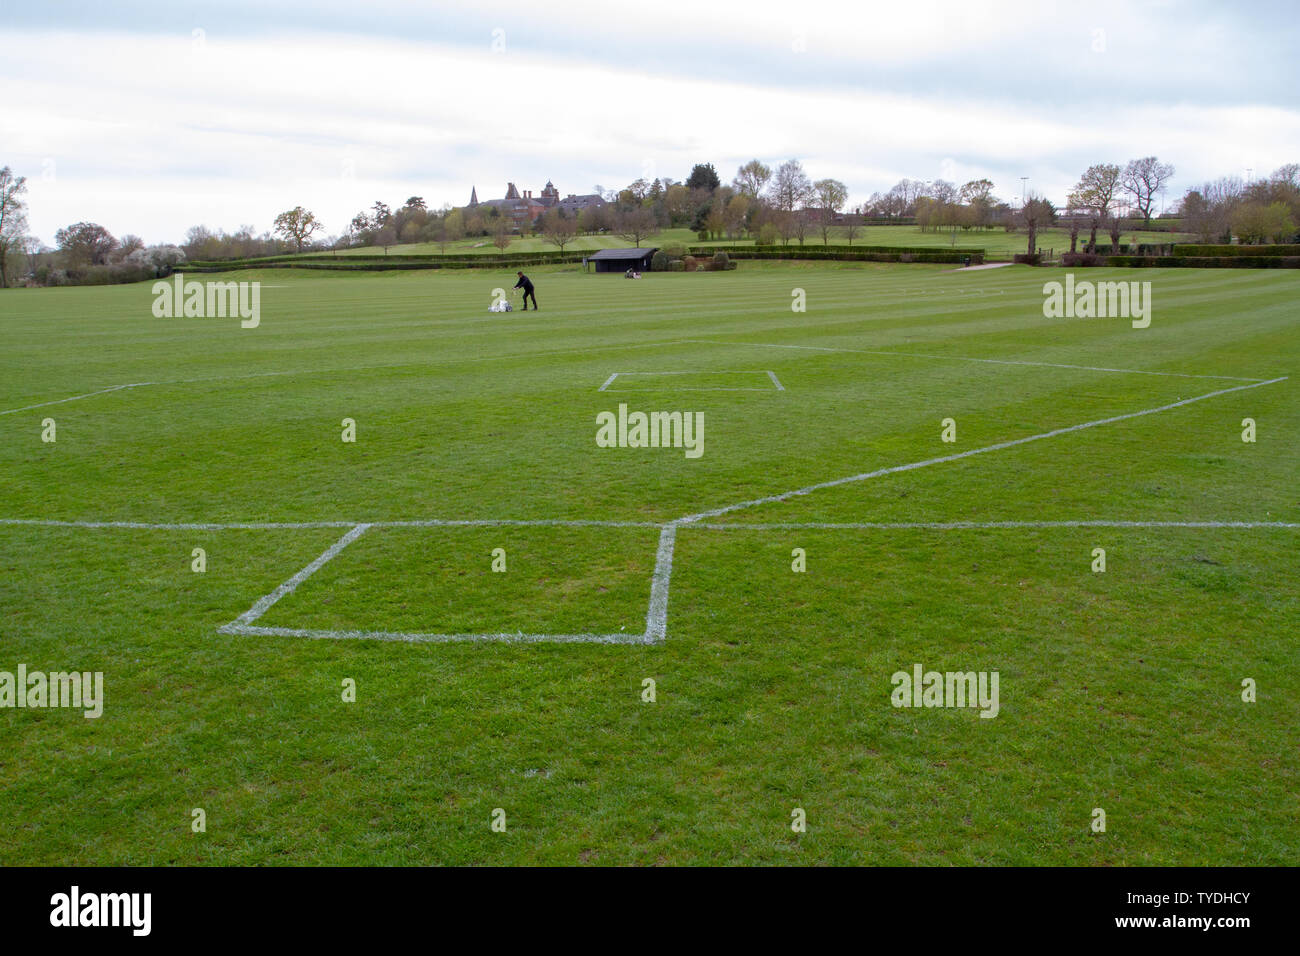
[492,217,512,252]
[733,159,772,199]
[724,193,750,238]
[768,160,812,213]
[1121,157,1175,228]
[616,207,660,247]
[1017,195,1054,257]
[374,223,398,253]
[272,206,323,253]
[768,160,813,244]
[539,208,578,252]
[1070,164,1120,253]
[813,178,848,245]
[0,166,30,287]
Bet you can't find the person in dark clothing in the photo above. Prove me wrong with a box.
[514,271,537,311]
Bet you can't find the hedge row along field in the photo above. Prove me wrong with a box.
[185,252,591,272]
[184,244,990,273]
[688,244,985,256]
[1106,255,1300,268]
[1172,244,1300,257]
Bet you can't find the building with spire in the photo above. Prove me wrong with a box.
[463,180,606,230]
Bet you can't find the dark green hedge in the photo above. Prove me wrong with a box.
[692,248,982,264]
[188,249,595,269]
[184,254,589,273]
[1106,255,1300,268]
[689,243,984,256]
[1172,244,1300,257]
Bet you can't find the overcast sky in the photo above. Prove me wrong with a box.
[3,0,1298,244]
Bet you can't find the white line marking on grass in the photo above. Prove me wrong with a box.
[682,340,1271,383]
[3,339,705,415]
[0,382,155,416]
[213,520,669,645]
[598,370,784,392]
[221,623,652,645]
[220,523,371,630]
[696,520,1300,530]
[9,371,1289,648]
[645,523,678,644]
[677,377,1289,524]
[0,518,663,531]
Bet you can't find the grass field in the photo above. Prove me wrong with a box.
[331,224,1190,258]
[1,261,1296,865]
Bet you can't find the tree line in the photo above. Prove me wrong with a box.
[1,155,1297,288]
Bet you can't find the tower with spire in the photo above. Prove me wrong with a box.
[468,186,479,207]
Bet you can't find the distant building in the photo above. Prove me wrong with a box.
[558,192,607,216]
[465,181,605,230]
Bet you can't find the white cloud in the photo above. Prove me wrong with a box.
[1,9,1296,242]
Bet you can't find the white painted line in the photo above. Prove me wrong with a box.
[599,369,785,392]
[682,340,1272,383]
[221,623,652,645]
[677,377,1289,524]
[4,517,1291,534]
[0,382,154,416]
[0,519,358,530]
[644,523,678,644]
[2,338,705,416]
[0,518,663,531]
[215,521,670,646]
[695,521,1300,530]
[224,523,371,628]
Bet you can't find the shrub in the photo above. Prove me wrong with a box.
[1061,252,1106,267]
[669,259,685,272]
[1012,253,1041,265]
[650,251,669,272]
[756,224,779,246]
[712,251,729,267]
[683,255,698,271]
[695,265,704,272]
